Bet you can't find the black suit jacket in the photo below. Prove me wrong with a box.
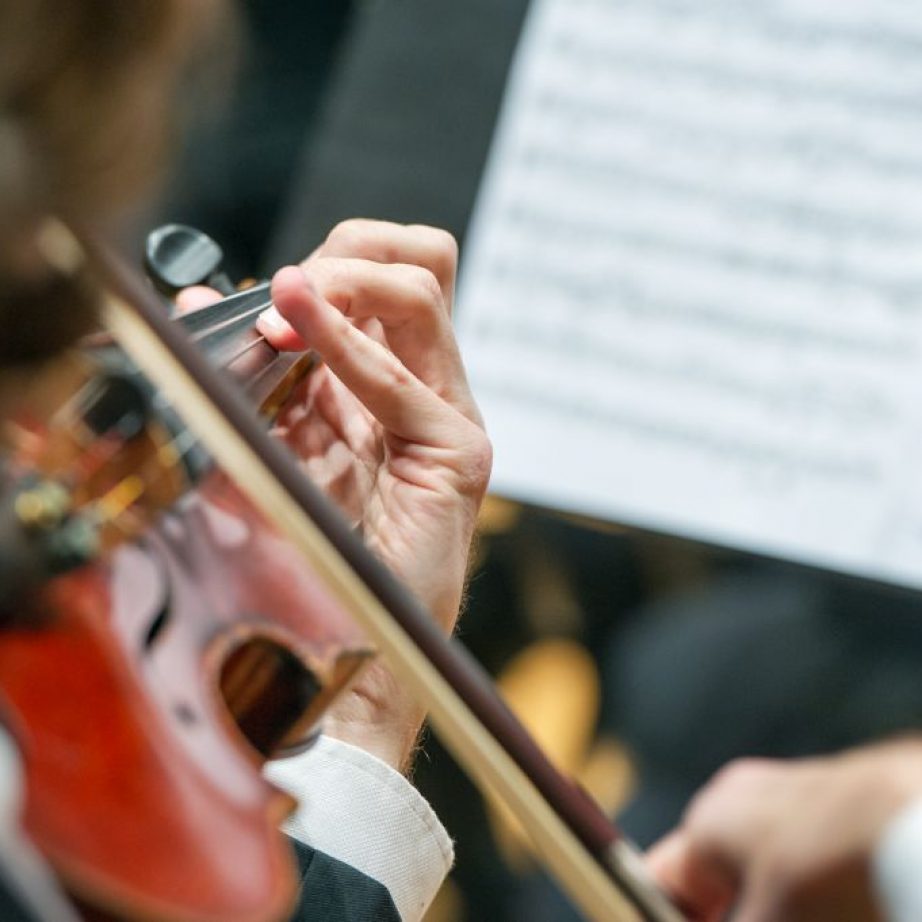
[0,839,400,922]
[290,837,401,921]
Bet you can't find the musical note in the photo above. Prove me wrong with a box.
[457,0,922,586]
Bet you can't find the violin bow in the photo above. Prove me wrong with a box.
[53,221,684,922]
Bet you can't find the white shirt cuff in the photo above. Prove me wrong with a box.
[874,795,922,922]
[265,735,453,921]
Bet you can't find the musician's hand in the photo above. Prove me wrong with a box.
[179,220,491,771]
[646,739,922,922]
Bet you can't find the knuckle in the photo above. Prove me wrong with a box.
[408,223,456,253]
[302,256,332,283]
[326,219,369,252]
[401,265,444,310]
[314,310,354,365]
[684,758,769,828]
[714,757,774,790]
[426,225,459,262]
[409,224,458,281]
[462,429,493,494]
[321,332,351,368]
[302,258,339,301]
[685,756,781,830]
[381,356,415,393]
[682,788,714,832]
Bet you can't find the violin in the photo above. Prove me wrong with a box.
[1,221,685,922]
[0,225,374,921]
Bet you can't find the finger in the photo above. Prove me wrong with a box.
[259,305,388,353]
[315,219,458,308]
[175,285,223,314]
[647,832,736,922]
[267,266,472,446]
[264,259,480,421]
[309,256,460,383]
[683,759,782,865]
[730,884,784,922]
[257,303,307,352]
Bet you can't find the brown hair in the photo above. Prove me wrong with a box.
[0,0,231,364]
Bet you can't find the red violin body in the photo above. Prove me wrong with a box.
[0,284,373,921]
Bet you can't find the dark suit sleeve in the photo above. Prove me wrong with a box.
[0,842,402,922]
[288,837,402,922]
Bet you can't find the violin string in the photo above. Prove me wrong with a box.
[189,299,273,345]
[22,302,286,534]
[216,333,270,366]
[44,321,273,479]
[74,340,281,529]
[151,330,279,459]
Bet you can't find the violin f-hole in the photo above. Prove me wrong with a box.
[218,636,372,760]
[219,637,320,758]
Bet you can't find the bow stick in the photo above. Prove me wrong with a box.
[49,221,684,922]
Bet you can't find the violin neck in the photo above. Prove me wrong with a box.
[176,282,316,421]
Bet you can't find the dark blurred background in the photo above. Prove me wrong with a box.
[154,1,922,918]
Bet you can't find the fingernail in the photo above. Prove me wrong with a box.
[259,305,286,331]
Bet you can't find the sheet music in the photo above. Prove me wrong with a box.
[456,0,922,587]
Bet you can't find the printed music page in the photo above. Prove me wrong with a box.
[456,0,922,587]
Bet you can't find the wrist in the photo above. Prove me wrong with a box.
[323,664,426,773]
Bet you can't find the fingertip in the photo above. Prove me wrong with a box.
[176,285,222,313]
[257,304,306,351]
[647,831,692,894]
[270,265,324,319]
[262,266,322,350]
[646,833,735,922]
